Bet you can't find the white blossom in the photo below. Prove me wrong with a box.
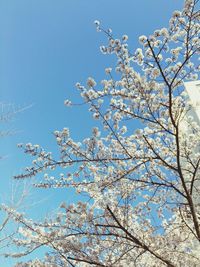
[87,77,96,88]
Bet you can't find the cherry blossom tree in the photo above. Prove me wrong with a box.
[0,102,27,137]
[0,103,31,256]
[0,102,20,162]
[3,0,200,266]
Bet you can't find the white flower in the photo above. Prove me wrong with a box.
[64,99,72,106]
[92,127,100,137]
[157,54,163,62]
[139,35,147,44]
[100,46,107,54]
[62,128,69,137]
[75,82,81,88]
[121,126,127,134]
[160,28,168,37]
[54,130,59,136]
[56,137,62,143]
[105,67,112,74]
[173,10,181,17]
[94,20,100,26]
[87,77,96,88]
[122,35,128,42]
[93,113,100,120]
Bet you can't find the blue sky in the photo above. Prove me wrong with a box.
[0,0,184,265]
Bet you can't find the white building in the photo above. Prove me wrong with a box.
[183,81,200,126]
[182,81,200,207]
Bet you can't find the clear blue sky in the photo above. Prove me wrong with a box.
[0,0,183,265]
